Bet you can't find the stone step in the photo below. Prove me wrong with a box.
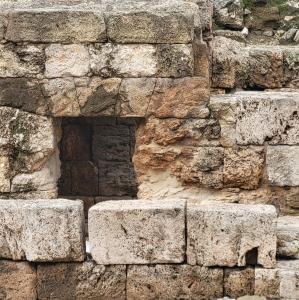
[0,199,85,262]
[0,0,198,44]
[212,36,299,89]
[277,216,299,259]
[89,200,277,267]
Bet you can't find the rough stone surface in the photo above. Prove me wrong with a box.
[0,154,10,193]
[267,146,299,186]
[187,203,277,267]
[89,199,186,264]
[277,216,299,258]
[37,261,126,300]
[45,44,90,78]
[224,267,255,298]
[0,260,37,300]
[127,265,224,300]
[236,91,299,145]
[6,10,106,42]
[0,199,85,262]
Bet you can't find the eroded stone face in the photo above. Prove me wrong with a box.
[0,260,36,300]
[0,199,85,261]
[37,261,126,300]
[89,199,186,264]
[187,203,277,268]
[267,146,299,186]
[6,11,106,43]
[127,265,224,300]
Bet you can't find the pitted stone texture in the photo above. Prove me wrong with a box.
[106,6,194,43]
[0,199,85,261]
[0,260,37,300]
[89,199,186,264]
[236,91,299,145]
[224,267,255,298]
[187,203,277,267]
[0,44,44,78]
[267,146,299,186]
[127,265,223,300]
[45,44,90,78]
[90,43,193,78]
[255,260,299,299]
[6,10,106,42]
[37,261,126,300]
[0,154,10,193]
[277,216,299,258]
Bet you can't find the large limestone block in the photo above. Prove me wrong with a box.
[37,261,126,300]
[0,260,37,300]
[255,260,299,299]
[127,265,223,300]
[236,91,299,145]
[277,216,299,258]
[6,10,106,42]
[187,203,277,267]
[267,146,299,186]
[0,199,85,261]
[106,7,194,43]
[0,44,44,77]
[45,44,90,78]
[89,199,186,264]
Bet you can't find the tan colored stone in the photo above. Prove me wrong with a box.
[6,10,106,42]
[284,47,299,88]
[0,260,36,300]
[118,78,156,117]
[267,146,299,186]
[223,147,264,190]
[127,265,223,300]
[187,203,277,268]
[37,261,126,300]
[45,44,90,78]
[0,154,10,193]
[224,268,255,298]
[89,199,186,264]
[148,77,210,118]
[0,44,44,78]
[0,199,85,261]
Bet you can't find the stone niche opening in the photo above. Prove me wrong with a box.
[58,117,141,210]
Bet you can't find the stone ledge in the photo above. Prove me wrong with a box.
[88,199,186,264]
[0,199,85,262]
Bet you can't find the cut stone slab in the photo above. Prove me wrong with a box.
[255,260,299,299]
[277,216,299,258]
[187,203,277,267]
[89,199,186,264]
[267,146,299,186]
[127,265,223,300]
[5,10,106,42]
[0,199,85,262]
[0,260,37,300]
[37,261,126,300]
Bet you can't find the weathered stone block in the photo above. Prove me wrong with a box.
[89,199,186,264]
[127,265,223,300]
[277,216,299,258]
[0,154,10,193]
[0,260,37,300]
[0,199,85,261]
[187,203,277,267]
[224,267,255,298]
[0,44,44,78]
[255,260,299,299]
[148,77,210,118]
[45,44,90,78]
[267,146,299,186]
[236,91,299,145]
[6,10,106,42]
[106,9,194,43]
[37,261,126,300]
